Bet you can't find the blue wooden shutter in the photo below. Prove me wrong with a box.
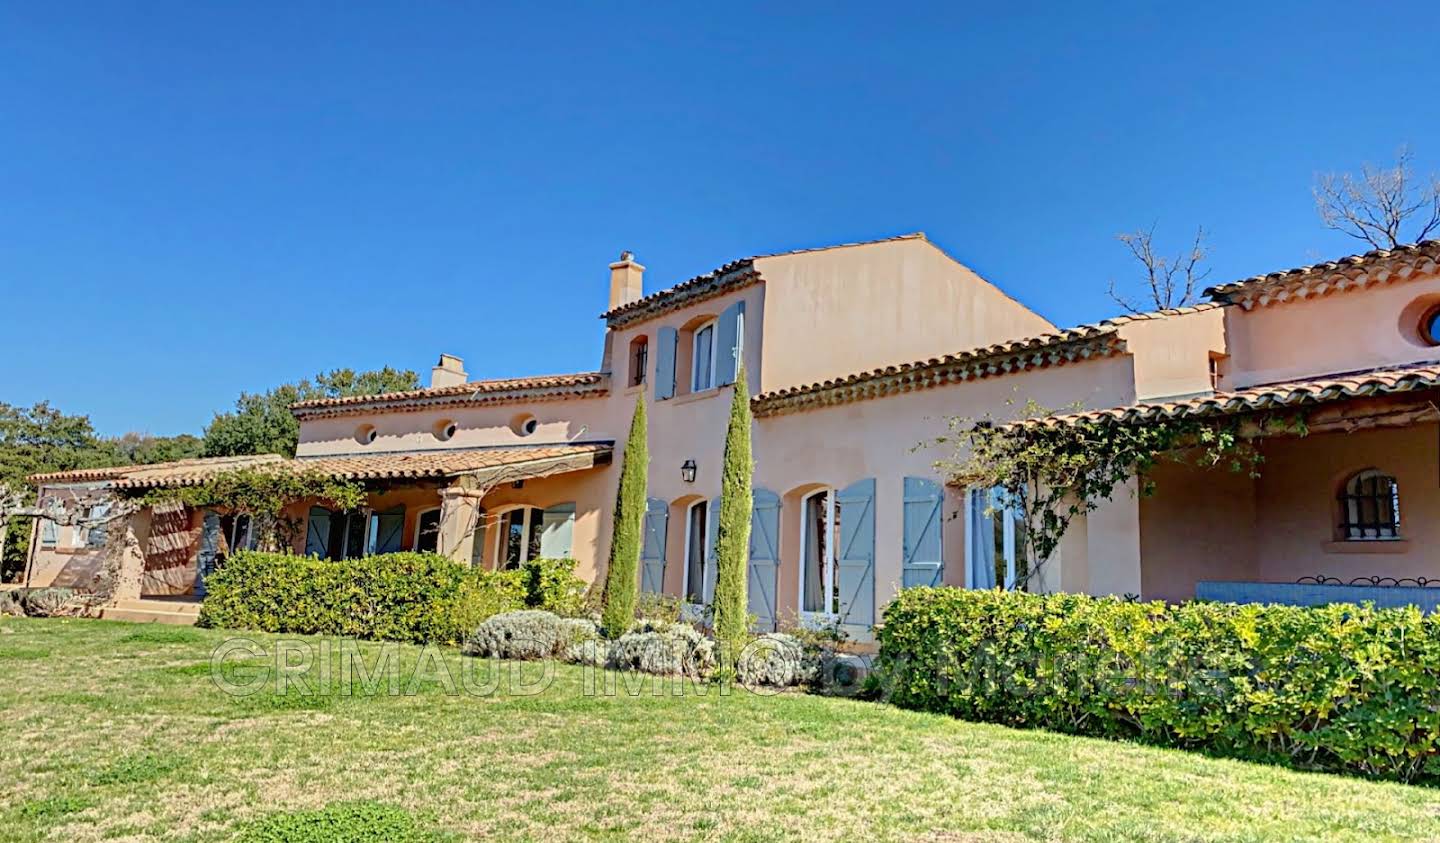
[748,489,781,631]
[539,502,577,558]
[641,498,669,593]
[374,507,405,555]
[305,506,331,557]
[40,518,58,546]
[703,496,720,604]
[836,478,876,627]
[902,477,944,588]
[196,511,222,596]
[715,300,746,387]
[655,326,678,400]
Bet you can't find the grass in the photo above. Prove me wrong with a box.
[1,618,1439,842]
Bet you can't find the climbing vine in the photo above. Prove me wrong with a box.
[936,400,1304,588]
[140,467,366,551]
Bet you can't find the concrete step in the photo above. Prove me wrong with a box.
[100,605,198,625]
[112,598,201,615]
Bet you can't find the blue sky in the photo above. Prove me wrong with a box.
[2,1,1438,436]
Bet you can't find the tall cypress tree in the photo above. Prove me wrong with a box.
[601,393,648,638]
[712,365,753,670]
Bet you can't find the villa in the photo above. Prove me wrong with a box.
[23,234,1440,632]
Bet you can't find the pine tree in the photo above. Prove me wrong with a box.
[601,394,648,637]
[711,365,753,671]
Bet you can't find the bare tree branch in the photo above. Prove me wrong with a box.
[1313,146,1440,249]
[1107,224,1211,314]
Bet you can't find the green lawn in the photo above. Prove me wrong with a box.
[2,618,1439,842]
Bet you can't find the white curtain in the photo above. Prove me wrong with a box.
[967,488,997,589]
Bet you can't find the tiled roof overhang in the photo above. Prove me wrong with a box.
[751,327,1127,419]
[30,454,287,487]
[290,373,609,420]
[601,261,761,329]
[28,445,613,490]
[1012,362,1440,431]
[599,233,931,330]
[1204,240,1440,310]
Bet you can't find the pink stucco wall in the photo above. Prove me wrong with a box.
[1223,268,1440,390]
[755,237,1055,392]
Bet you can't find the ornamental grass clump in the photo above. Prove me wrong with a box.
[736,633,819,688]
[608,620,716,677]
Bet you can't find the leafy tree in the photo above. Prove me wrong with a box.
[600,394,647,638]
[0,402,121,577]
[203,367,419,458]
[711,366,753,672]
[108,432,205,465]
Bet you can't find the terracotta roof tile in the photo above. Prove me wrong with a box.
[1015,361,1440,430]
[1204,240,1440,309]
[30,454,286,486]
[289,443,612,484]
[29,446,612,490]
[751,324,1128,418]
[290,372,609,419]
[600,233,929,329]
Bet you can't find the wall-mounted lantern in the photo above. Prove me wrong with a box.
[680,460,698,484]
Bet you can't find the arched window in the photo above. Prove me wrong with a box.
[1338,469,1401,541]
[691,319,717,392]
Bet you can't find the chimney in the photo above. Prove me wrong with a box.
[608,250,645,310]
[431,354,467,388]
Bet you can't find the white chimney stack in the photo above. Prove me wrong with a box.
[431,354,467,388]
[608,250,645,310]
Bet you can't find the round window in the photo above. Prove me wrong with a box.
[1422,306,1440,346]
[433,419,458,441]
[511,413,538,437]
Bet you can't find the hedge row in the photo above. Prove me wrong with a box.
[198,551,584,645]
[876,587,1440,782]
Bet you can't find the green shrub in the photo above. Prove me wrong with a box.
[198,551,519,645]
[634,591,683,625]
[520,557,587,616]
[0,589,25,617]
[876,587,1440,783]
[462,610,598,660]
[608,620,715,677]
[736,633,817,688]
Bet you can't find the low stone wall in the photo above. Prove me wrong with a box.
[1197,580,1440,613]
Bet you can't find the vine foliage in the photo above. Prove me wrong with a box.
[141,467,366,551]
[936,400,1299,589]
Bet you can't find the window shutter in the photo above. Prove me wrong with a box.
[715,300,746,387]
[748,489,781,631]
[471,509,488,567]
[305,507,332,557]
[40,518,58,546]
[703,496,720,604]
[836,478,876,627]
[196,511,222,597]
[375,507,406,555]
[902,477,944,588]
[539,502,577,558]
[654,326,678,400]
[641,498,669,593]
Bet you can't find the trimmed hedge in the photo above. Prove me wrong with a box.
[198,552,584,645]
[876,587,1440,782]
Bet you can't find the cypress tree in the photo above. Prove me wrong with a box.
[601,393,648,638]
[711,364,753,671]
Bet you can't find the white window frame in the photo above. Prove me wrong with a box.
[798,488,839,622]
[680,499,709,606]
[691,319,717,393]
[963,486,1023,590]
[413,506,442,553]
[491,505,544,568]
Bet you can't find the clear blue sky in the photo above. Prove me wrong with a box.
[3,2,1438,436]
